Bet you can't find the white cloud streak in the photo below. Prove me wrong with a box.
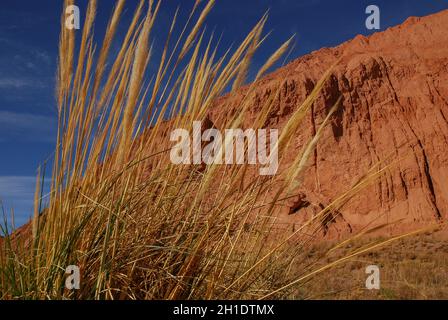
[0,176,51,229]
[0,78,47,89]
[0,111,57,142]
[0,176,36,199]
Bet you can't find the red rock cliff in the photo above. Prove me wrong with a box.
[206,10,448,237]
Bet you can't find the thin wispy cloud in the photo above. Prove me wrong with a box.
[0,34,54,91]
[0,10,50,31]
[0,175,50,229]
[0,78,47,89]
[0,176,35,227]
[0,176,36,199]
[0,111,56,142]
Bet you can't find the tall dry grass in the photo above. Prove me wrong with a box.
[0,0,412,300]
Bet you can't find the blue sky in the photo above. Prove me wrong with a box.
[0,0,447,228]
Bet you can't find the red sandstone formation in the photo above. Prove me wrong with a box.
[206,10,448,237]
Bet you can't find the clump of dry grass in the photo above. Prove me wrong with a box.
[0,0,411,300]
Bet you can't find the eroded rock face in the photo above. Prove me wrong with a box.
[207,10,448,237]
